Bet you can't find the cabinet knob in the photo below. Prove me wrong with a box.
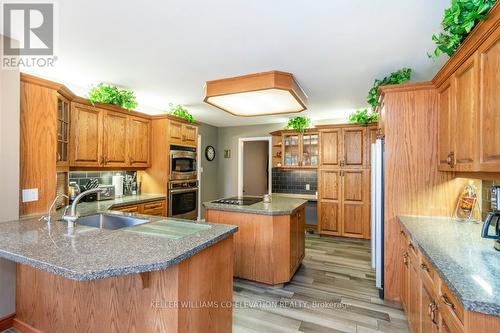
[420,263,430,273]
[447,152,455,168]
[440,294,455,310]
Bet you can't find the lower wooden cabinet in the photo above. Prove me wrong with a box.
[111,199,166,216]
[318,168,370,239]
[205,206,305,285]
[398,222,500,333]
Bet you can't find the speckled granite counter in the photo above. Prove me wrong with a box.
[0,195,237,281]
[203,194,307,215]
[398,215,500,316]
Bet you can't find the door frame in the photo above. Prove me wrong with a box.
[197,134,202,221]
[238,136,272,197]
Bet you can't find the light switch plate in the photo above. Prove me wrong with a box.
[22,188,38,203]
[305,184,310,191]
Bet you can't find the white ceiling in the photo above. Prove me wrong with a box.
[22,0,450,127]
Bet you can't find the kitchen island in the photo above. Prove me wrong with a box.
[0,201,237,333]
[204,195,307,285]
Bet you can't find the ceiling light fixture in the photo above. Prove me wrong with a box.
[203,71,307,117]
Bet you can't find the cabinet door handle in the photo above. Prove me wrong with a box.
[104,155,108,165]
[340,160,345,167]
[441,294,455,310]
[100,155,104,165]
[402,252,408,265]
[428,301,438,325]
[408,243,415,251]
[447,152,455,168]
[130,156,134,165]
[57,153,61,162]
[420,263,430,273]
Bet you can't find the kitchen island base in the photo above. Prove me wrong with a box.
[13,236,233,333]
[206,205,305,286]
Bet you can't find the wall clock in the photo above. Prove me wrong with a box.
[205,145,216,161]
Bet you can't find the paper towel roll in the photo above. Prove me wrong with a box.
[112,174,124,198]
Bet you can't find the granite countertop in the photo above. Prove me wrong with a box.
[0,195,237,281]
[203,194,307,215]
[398,215,500,316]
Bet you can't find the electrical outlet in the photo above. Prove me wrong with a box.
[305,184,310,191]
[22,188,38,203]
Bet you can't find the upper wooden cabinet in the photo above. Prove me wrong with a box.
[168,119,198,147]
[436,22,499,172]
[269,130,319,168]
[70,103,102,167]
[478,28,500,171]
[319,125,374,168]
[70,102,151,168]
[102,110,129,167]
[56,95,70,167]
[128,116,151,167]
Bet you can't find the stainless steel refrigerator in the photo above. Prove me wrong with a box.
[371,139,384,298]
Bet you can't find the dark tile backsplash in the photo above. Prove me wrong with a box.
[69,170,136,188]
[272,168,317,194]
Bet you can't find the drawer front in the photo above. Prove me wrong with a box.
[114,204,140,213]
[420,254,437,292]
[439,280,464,326]
[143,200,165,210]
[142,208,166,216]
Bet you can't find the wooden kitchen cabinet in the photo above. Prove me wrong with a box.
[111,199,167,216]
[70,102,102,167]
[278,131,319,168]
[168,119,198,147]
[56,95,70,167]
[421,282,439,333]
[70,102,151,168]
[318,168,370,239]
[436,22,500,173]
[319,125,375,168]
[478,27,500,171]
[128,116,151,167]
[102,110,129,167]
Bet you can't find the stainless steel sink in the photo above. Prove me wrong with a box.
[75,213,150,230]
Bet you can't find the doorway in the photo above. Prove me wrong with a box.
[238,137,272,197]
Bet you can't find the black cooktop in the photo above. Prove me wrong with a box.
[211,196,263,206]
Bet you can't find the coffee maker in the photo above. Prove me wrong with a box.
[481,186,500,251]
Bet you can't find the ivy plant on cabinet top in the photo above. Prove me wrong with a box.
[88,83,138,110]
[285,116,311,133]
[348,108,379,126]
[430,0,496,59]
[169,103,195,123]
[367,67,412,109]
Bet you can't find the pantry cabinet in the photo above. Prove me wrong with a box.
[70,102,151,168]
[437,23,499,173]
[318,168,370,238]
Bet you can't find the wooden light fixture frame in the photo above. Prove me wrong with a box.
[203,71,307,117]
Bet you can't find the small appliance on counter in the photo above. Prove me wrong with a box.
[112,174,124,198]
[97,185,115,201]
[481,186,500,251]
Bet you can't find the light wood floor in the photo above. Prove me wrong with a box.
[233,234,409,333]
[1,235,409,333]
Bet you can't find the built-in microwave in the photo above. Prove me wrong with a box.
[170,145,197,180]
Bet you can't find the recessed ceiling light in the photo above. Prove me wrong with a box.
[204,71,307,117]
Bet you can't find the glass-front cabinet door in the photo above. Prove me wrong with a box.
[302,133,319,167]
[56,95,70,166]
[283,134,300,166]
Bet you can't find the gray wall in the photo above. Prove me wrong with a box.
[198,122,219,217]
[216,123,283,197]
[243,141,269,196]
[0,35,19,317]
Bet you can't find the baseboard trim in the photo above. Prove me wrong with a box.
[0,313,15,331]
[12,318,42,333]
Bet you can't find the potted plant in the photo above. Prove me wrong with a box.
[169,103,195,123]
[286,116,311,133]
[88,83,138,110]
[367,67,412,110]
[348,108,378,126]
[430,0,496,58]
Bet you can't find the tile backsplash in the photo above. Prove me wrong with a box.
[69,170,136,188]
[272,168,317,194]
